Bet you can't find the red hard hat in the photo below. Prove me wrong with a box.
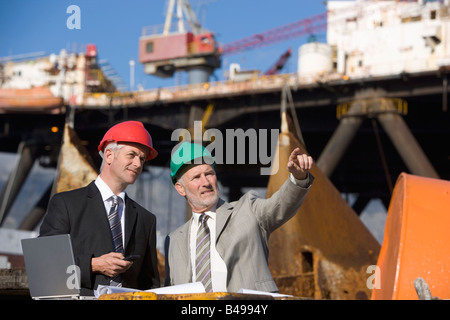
[98,121,158,161]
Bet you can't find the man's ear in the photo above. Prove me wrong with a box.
[104,148,115,165]
[174,181,186,197]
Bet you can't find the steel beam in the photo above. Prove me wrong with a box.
[18,184,52,230]
[377,111,440,179]
[316,102,365,177]
[317,96,440,180]
[0,142,37,226]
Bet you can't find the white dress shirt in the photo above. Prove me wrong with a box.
[95,176,126,248]
[190,208,228,292]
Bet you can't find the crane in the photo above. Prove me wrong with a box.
[139,0,327,83]
[223,12,326,76]
[264,48,292,75]
[139,0,221,84]
[220,12,327,56]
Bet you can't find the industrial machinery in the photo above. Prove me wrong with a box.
[139,0,221,83]
[138,0,327,83]
[1,0,450,300]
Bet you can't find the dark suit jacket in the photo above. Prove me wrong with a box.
[39,181,160,295]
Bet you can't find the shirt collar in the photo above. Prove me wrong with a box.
[192,205,217,225]
[95,176,126,203]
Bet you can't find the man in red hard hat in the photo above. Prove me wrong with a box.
[40,121,160,296]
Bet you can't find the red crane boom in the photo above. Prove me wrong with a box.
[264,48,292,75]
[220,12,327,55]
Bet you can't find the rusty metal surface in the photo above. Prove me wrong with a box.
[99,291,158,300]
[0,268,28,290]
[99,291,307,300]
[155,292,275,300]
[0,268,30,298]
[53,124,99,194]
[267,112,381,300]
[82,74,296,107]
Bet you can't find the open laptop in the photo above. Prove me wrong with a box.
[21,234,92,300]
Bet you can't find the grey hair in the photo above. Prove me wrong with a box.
[99,142,124,172]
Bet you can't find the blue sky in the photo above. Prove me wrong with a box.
[0,0,328,90]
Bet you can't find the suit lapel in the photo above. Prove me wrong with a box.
[215,198,233,242]
[173,221,192,282]
[86,182,114,250]
[124,195,137,251]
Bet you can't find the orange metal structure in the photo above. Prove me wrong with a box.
[0,87,63,113]
[138,0,220,80]
[371,173,450,300]
[139,32,217,64]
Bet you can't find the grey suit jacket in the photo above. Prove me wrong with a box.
[164,174,313,293]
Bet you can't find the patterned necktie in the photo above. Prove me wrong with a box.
[108,195,123,286]
[195,214,212,292]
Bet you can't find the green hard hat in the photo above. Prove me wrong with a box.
[170,142,216,184]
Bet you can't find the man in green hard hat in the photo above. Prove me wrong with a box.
[164,141,314,293]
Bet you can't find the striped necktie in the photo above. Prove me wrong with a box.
[108,195,123,286]
[195,214,212,292]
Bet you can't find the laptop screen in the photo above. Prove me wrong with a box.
[21,234,81,299]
